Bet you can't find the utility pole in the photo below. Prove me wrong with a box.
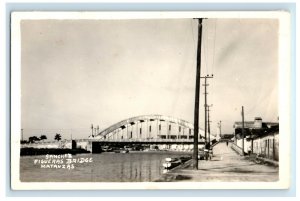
[250,121,253,154]
[218,120,222,140]
[241,106,245,156]
[220,121,222,136]
[207,105,212,148]
[201,75,213,148]
[193,18,203,170]
[219,121,222,137]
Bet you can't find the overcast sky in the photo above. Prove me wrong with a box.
[21,18,278,140]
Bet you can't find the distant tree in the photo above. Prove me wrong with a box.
[20,140,28,144]
[40,135,47,141]
[28,136,40,143]
[54,133,62,141]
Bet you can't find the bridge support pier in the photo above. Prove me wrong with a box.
[87,141,93,152]
[87,141,102,153]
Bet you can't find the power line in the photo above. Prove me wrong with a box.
[202,20,209,76]
[190,19,196,54]
[211,19,218,76]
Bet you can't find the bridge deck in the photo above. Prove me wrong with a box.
[89,139,206,144]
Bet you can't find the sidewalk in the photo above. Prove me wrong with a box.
[156,142,279,182]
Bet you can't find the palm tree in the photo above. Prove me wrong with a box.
[28,136,40,143]
[40,135,47,141]
[54,133,62,141]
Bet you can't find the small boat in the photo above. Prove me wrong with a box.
[163,157,182,169]
[124,146,133,151]
[120,149,129,154]
[165,157,178,162]
[102,146,113,152]
[113,147,128,153]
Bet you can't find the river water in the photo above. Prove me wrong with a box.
[20,152,191,182]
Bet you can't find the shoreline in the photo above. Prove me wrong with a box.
[20,147,193,156]
[20,147,90,156]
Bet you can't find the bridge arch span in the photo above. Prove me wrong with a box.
[90,114,206,141]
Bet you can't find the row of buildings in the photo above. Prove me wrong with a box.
[233,117,279,161]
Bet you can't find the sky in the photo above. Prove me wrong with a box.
[21,18,279,140]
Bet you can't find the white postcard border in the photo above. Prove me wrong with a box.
[11,11,291,190]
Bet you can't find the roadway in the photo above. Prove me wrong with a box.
[157,142,279,182]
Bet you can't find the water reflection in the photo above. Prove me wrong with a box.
[20,152,190,182]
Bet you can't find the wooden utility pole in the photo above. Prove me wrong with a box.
[204,78,207,147]
[218,120,222,137]
[193,18,203,170]
[241,106,245,155]
[207,105,212,148]
[250,123,253,154]
[201,75,213,148]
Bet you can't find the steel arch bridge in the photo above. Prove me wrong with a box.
[89,114,208,142]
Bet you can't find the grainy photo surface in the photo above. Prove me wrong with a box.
[11,12,290,190]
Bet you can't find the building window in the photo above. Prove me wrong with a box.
[159,124,161,131]
[179,126,181,132]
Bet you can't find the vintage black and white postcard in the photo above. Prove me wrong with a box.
[11,11,291,190]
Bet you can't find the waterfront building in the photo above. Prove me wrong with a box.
[233,117,279,161]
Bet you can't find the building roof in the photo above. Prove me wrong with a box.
[233,121,278,129]
[234,124,279,140]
